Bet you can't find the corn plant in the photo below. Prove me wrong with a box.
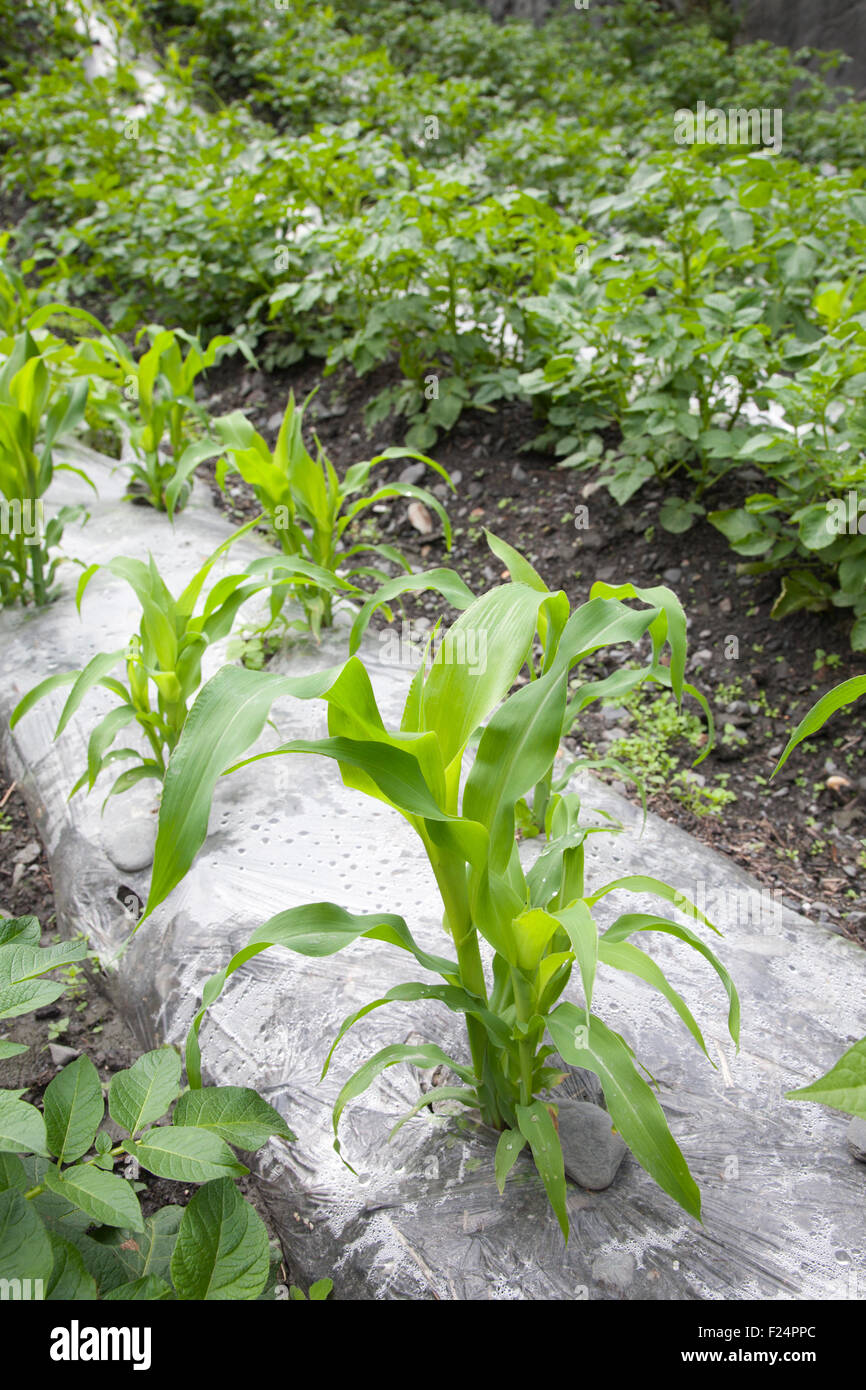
[0,330,91,607]
[483,531,714,830]
[140,565,739,1238]
[69,324,237,515]
[8,518,346,802]
[773,679,866,1124]
[213,390,454,637]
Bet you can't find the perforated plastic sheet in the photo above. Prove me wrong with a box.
[1,449,864,1300]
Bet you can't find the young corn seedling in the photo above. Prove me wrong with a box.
[69,324,236,515]
[0,330,92,607]
[213,390,454,637]
[9,518,346,803]
[140,560,739,1239]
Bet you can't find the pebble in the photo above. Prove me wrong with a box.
[848,1117,866,1163]
[13,839,41,866]
[48,1044,81,1067]
[719,596,732,614]
[557,1099,628,1190]
[602,705,630,727]
[577,531,604,551]
[102,811,158,874]
[399,461,427,486]
[591,1251,636,1293]
[511,463,529,483]
[662,567,682,584]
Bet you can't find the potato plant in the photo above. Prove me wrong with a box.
[0,912,297,1301]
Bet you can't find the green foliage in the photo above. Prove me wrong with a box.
[0,330,91,606]
[70,324,240,514]
[583,677,733,818]
[772,682,866,1125]
[8,517,306,801]
[1,2,863,632]
[142,542,738,1239]
[0,911,297,1301]
[214,390,453,636]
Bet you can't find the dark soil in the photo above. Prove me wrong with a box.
[198,351,866,949]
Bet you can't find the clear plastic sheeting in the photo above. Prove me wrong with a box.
[2,450,865,1300]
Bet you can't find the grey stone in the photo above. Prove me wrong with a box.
[48,1044,81,1066]
[602,705,630,727]
[591,1251,636,1294]
[13,839,41,866]
[101,810,158,874]
[556,1099,628,1191]
[511,463,529,483]
[663,567,682,584]
[399,462,427,486]
[848,1117,866,1163]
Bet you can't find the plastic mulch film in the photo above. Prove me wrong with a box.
[1,448,864,1300]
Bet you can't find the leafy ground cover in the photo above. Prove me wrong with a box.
[1,0,864,1273]
[0,768,327,1299]
[2,1,866,641]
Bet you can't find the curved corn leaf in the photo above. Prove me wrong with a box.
[388,1086,479,1140]
[332,1043,475,1162]
[184,903,459,1087]
[546,1004,701,1221]
[348,567,475,654]
[773,676,866,774]
[598,939,712,1060]
[601,911,739,1046]
[516,1101,568,1238]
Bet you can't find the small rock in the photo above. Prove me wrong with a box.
[399,462,427,486]
[102,813,158,874]
[691,648,713,666]
[13,839,41,866]
[48,1044,81,1067]
[407,501,434,536]
[557,1099,628,1190]
[266,411,284,432]
[602,705,630,727]
[591,1251,636,1293]
[848,1117,866,1163]
[576,531,604,551]
[719,596,732,614]
[511,463,529,483]
[662,567,682,584]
